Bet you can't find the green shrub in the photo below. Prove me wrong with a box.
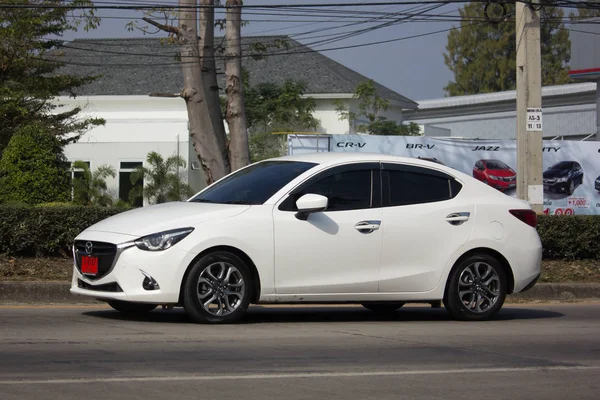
[537,215,600,260]
[0,204,130,257]
[0,123,72,204]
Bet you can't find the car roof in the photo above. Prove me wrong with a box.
[271,152,474,181]
[275,152,434,166]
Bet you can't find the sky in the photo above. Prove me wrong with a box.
[60,0,463,101]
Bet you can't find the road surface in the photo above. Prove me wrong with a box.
[0,303,598,399]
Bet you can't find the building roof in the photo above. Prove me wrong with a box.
[53,36,417,109]
[404,82,596,121]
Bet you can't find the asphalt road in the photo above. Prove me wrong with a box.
[0,303,599,400]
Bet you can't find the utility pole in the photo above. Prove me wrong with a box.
[516,1,543,214]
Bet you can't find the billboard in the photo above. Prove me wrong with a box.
[289,135,600,215]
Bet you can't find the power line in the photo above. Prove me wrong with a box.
[40,22,482,69]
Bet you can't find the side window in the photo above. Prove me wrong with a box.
[280,167,374,212]
[384,164,462,207]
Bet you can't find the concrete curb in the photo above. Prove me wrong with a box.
[1,281,600,305]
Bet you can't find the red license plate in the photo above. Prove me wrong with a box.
[81,256,99,275]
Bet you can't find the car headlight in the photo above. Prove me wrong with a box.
[488,175,500,180]
[135,228,194,251]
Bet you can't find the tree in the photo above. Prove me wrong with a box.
[0,123,71,204]
[225,0,250,171]
[243,79,320,162]
[71,161,116,207]
[444,3,571,96]
[0,0,104,156]
[130,151,193,205]
[130,0,255,185]
[334,80,419,136]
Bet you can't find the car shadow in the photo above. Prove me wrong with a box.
[82,304,564,325]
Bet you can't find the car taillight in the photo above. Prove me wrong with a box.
[509,209,537,228]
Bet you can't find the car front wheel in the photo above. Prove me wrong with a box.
[444,254,507,321]
[182,251,252,324]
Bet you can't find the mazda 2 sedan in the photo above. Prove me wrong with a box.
[71,153,542,323]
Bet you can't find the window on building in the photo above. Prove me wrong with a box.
[119,162,143,207]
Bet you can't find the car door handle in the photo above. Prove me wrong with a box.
[355,220,381,234]
[446,212,470,225]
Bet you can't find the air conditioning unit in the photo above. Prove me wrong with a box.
[191,161,201,170]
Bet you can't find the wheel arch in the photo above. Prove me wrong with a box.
[443,247,515,302]
[178,245,262,304]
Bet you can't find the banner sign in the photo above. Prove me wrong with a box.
[289,135,600,215]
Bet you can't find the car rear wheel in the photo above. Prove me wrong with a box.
[444,254,507,321]
[107,300,158,313]
[182,251,252,324]
[361,302,405,313]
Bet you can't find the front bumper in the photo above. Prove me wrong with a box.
[490,180,516,190]
[70,232,196,304]
[543,181,569,193]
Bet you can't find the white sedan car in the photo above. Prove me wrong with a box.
[70,152,542,323]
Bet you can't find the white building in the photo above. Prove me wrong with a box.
[404,82,598,141]
[55,36,417,205]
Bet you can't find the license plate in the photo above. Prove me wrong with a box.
[81,256,99,275]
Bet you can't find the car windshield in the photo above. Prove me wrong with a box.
[485,160,510,170]
[550,161,574,170]
[189,160,317,205]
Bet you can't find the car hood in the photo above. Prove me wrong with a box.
[81,202,251,237]
[543,169,569,178]
[487,169,515,177]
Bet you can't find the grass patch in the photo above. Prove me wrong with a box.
[1,256,599,283]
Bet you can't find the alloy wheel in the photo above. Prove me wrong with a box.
[457,261,500,313]
[196,262,245,317]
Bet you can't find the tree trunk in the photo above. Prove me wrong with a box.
[225,0,250,171]
[198,0,230,180]
[178,0,229,185]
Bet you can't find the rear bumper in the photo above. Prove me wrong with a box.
[519,272,540,293]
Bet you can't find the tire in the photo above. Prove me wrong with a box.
[361,302,405,313]
[107,300,158,313]
[182,251,252,324]
[444,254,507,321]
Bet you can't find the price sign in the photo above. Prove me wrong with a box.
[526,108,542,131]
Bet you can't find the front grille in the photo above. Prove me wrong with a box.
[74,240,117,281]
[500,176,515,182]
[78,279,123,292]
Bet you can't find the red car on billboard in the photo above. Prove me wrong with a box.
[473,159,516,191]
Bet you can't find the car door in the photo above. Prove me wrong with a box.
[272,162,382,294]
[378,162,474,293]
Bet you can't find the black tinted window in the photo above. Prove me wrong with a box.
[484,160,510,170]
[386,168,461,206]
[550,161,574,170]
[190,161,316,205]
[281,169,372,211]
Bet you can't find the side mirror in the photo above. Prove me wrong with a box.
[295,193,328,221]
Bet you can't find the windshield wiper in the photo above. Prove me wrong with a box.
[224,200,254,205]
